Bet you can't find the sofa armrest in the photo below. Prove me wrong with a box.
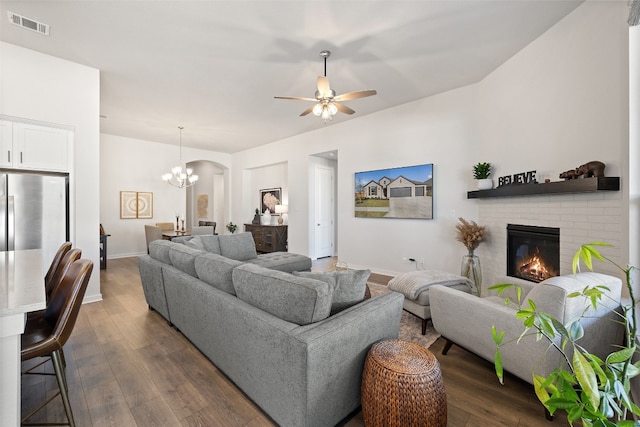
[290,291,404,425]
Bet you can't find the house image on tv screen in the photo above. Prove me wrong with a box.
[354,163,433,219]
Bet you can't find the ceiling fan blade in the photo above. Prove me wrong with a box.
[300,105,315,116]
[333,89,377,102]
[334,102,355,115]
[274,96,317,102]
[317,76,331,97]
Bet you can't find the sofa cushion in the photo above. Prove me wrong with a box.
[194,253,242,295]
[148,240,174,265]
[247,252,312,272]
[199,235,222,254]
[185,236,205,250]
[219,232,257,261]
[168,244,205,276]
[293,269,370,314]
[232,263,333,325]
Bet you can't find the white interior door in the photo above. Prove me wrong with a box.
[314,165,334,258]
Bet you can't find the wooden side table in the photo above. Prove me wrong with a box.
[361,339,447,426]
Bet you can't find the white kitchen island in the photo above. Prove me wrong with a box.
[0,249,45,427]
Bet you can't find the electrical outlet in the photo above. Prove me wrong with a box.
[402,257,408,261]
[419,258,425,267]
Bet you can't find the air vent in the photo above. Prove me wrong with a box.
[7,12,49,36]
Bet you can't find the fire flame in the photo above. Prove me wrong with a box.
[518,254,554,282]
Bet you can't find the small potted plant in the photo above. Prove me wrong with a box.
[226,222,237,234]
[473,162,493,190]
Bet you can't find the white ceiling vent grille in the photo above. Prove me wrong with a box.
[7,12,49,35]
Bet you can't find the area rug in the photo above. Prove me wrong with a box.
[367,279,441,349]
[319,260,441,349]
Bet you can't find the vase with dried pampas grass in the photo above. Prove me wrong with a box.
[455,217,486,295]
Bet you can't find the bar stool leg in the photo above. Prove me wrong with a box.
[52,349,75,427]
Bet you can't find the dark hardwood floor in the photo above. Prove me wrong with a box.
[21,256,571,426]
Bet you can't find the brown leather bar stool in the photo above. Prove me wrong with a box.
[21,259,93,427]
[44,242,72,287]
[44,248,82,303]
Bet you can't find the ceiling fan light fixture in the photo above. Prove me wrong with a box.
[321,106,331,120]
[275,49,377,122]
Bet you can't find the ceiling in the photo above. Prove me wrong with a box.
[0,1,583,153]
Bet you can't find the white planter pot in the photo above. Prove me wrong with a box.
[477,179,493,190]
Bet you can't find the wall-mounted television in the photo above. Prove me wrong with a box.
[354,163,433,219]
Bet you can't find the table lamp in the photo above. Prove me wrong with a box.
[275,205,288,225]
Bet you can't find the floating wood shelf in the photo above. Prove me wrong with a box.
[467,177,620,199]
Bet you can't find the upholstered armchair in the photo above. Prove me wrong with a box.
[430,272,624,385]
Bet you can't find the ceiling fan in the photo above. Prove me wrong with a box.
[274,50,377,122]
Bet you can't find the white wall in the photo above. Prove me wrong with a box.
[233,84,478,276]
[0,42,102,302]
[100,133,231,257]
[475,1,629,288]
[232,1,629,278]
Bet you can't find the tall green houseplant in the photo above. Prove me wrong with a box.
[491,243,640,426]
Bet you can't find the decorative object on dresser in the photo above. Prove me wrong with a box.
[252,208,261,224]
[244,224,287,253]
[473,162,493,190]
[261,208,271,225]
[275,204,288,225]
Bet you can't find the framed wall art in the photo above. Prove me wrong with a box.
[137,192,153,219]
[120,191,138,219]
[260,187,281,214]
[354,163,433,219]
[120,191,154,219]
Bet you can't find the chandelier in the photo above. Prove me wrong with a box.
[162,126,198,188]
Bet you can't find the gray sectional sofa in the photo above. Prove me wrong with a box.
[137,233,404,427]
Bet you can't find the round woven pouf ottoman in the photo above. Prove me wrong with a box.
[361,339,447,427]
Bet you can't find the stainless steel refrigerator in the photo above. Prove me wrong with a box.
[0,171,69,266]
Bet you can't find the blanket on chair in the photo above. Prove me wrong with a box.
[388,270,473,300]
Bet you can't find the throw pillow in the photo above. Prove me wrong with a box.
[185,236,204,250]
[199,235,221,254]
[232,264,333,325]
[218,232,258,261]
[293,269,370,314]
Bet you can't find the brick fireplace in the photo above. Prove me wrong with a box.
[476,191,624,291]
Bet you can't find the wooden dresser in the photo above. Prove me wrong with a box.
[244,224,288,253]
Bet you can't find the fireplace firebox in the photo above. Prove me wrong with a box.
[507,224,560,283]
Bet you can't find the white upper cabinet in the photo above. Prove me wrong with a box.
[0,120,13,168]
[0,120,70,172]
